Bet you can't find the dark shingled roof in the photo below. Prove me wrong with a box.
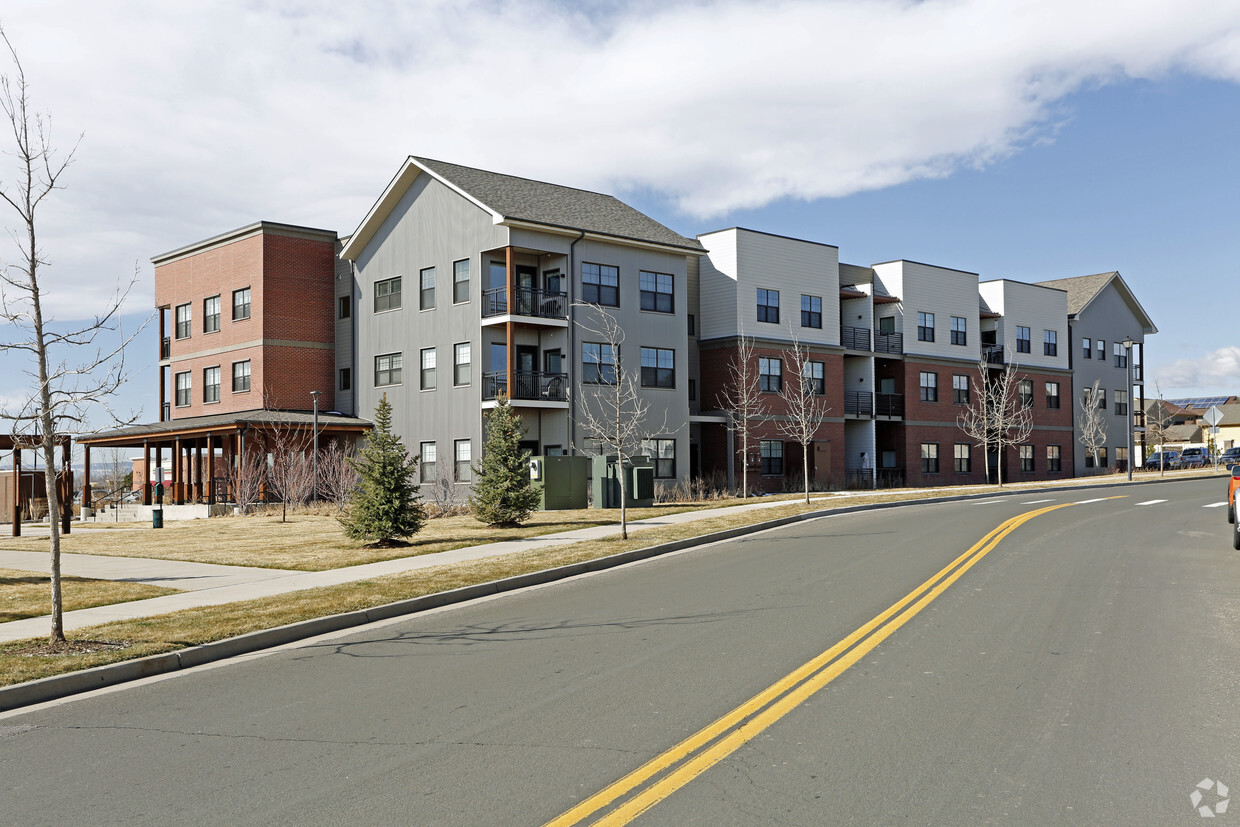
[414,157,705,253]
[1033,272,1117,316]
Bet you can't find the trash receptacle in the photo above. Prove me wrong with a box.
[152,508,164,529]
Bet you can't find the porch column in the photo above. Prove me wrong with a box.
[82,445,92,512]
[11,446,20,537]
[506,246,515,397]
[172,436,183,504]
[206,432,215,504]
[142,440,151,505]
[155,444,163,504]
[61,439,71,535]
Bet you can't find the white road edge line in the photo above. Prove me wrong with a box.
[1136,500,1167,506]
[1022,499,1054,504]
[969,498,1004,505]
[1074,498,1110,504]
[1203,502,1228,508]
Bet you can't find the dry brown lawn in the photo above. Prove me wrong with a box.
[0,568,178,623]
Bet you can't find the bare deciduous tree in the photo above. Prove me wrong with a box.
[957,361,1034,486]
[261,418,314,522]
[423,450,464,517]
[318,437,360,511]
[715,329,765,498]
[572,304,668,539]
[1142,384,1175,475]
[777,331,832,504]
[230,439,266,515]
[0,29,146,644]
[1077,378,1108,474]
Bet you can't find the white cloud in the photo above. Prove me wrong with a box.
[1153,346,1240,392]
[0,0,1239,320]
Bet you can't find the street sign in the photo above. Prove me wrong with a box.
[1205,405,1225,427]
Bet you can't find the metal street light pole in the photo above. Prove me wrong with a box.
[310,390,321,502]
[1121,338,1134,482]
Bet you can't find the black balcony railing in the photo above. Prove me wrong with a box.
[481,287,567,319]
[1133,364,1144,382]
[983,344,1005,364]
[161,402,170,422]
[161,337,171,359]
[844,391,874,417]
[841,326,871,351]
[482,371,568,402]
[846,467,906,489]
[874,331,903,355]
[875,393,904,417]
[876,468,905,489]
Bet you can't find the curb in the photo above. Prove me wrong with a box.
[0,472,1219,713]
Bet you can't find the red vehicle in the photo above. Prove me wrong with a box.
[1230,466,1240,549]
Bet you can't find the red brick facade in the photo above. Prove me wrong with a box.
[154,224,337,418]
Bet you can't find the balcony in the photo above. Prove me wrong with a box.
[875,393,904,418]
[841,326,871,351]
[482,287,567,320]
[844,391,873,417]
[482,371,568,402]
[874,332,903,355]
[161,402,170,422]
[160,337,171,360]
[983,344,1004,365]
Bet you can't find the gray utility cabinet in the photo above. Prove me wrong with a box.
[591,455,655,509]
[531,455,589,510]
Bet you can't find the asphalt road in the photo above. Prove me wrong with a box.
[2,477,1239,824]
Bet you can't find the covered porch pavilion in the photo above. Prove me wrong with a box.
[78,410,371,511]
[2,434,74,537]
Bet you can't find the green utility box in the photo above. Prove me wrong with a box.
[532,455,589,510]
[591,455,655,509]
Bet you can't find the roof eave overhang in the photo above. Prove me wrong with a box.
[500,218,706,256]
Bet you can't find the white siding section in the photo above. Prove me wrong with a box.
[874,261,980,362]
[979,280,1069,371]
[697,229,739,341]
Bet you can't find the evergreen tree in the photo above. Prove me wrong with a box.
[469,392,541,527]
[339,395,426,545]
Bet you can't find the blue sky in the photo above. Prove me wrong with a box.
[2,1,1239,434]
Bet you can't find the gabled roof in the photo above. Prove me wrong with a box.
[1033,271,1158,334]
[341,157,705,260]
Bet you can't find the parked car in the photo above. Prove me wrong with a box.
[1221,447,1240,468]
[1144,450,1180,470]
[1179,447,1212,468]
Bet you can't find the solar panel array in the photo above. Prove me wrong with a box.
[1165,396,1234,410]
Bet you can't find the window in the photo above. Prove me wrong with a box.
[1018,379,1033,408]
[640,271,674,313]
[1115,390,1128,416]
[878,316,896,334]
[921,443,940,474]
[453,259,470,304]
[803,361,825,395]
[420,442,437,483]
[642,438,676,479]
[454,343,471,386]
[950,316,967,346]
[1114,342,1127,368]
[1096,388,1107,410]
[760,440,783,475]
[801,295,822,329]
[454,439,472,482]
[759,357,782,392]
[175,303,191,339]
[1083,337,1092,359]
[1096,339,1105,361]
[582,343,617,384]
[203,366,220,404]
[1016,325,1031,353]
[420,347,436,389]
[420,267,435,310]
[640,347,675,388]
[1047,445,1062,472]
[375,277,401,312]
[232,360,251,393]
[337,295,350,319]
[1046,381,1060,409]
[375,352,402,386]
[954,443,971,473]
[1044,329,1057,357]
[1116,446,1129,470]
[203,295,221,334]
[1098,447,1108,467]
[917,312,935,342]
[687,314,695,336]
[920,371,938,402]
[688,378,696,401]
[757,288,780,324]
[232,287,251,321]
[953,374,969,404]
[339,367,351,391]
[582,263,619,306]
[175,371,191,406]
[1020,445,1034,472]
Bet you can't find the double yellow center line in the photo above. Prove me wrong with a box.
[546,501,1077,826]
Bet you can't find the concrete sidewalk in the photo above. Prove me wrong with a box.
[0,493,860,643]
